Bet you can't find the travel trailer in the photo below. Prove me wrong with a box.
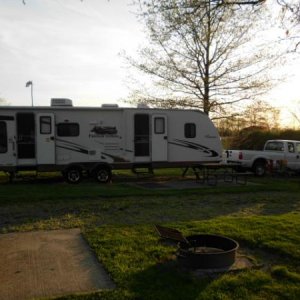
[0,99,222,183]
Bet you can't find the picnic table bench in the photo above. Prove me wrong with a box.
[182,163,253,186]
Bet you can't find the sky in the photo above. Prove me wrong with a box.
[0,0,145,107]
[0,0,300,127]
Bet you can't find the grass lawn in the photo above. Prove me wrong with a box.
[0,170,300,299]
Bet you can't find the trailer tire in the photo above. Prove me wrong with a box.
[64,167,83,184]
[94,167,112,183]
[253,160,266,177]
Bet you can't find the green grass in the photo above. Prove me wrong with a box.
[1,172,300,299]
[77,218,300,300]
[0,173,298,205]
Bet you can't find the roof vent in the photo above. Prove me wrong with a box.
[51,98,73,107]
[101,104,119,108]
[137,103,149,108]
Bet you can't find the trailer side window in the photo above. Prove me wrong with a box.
[154,117,165,134]
[0,122,7,153]
[57,123,79,137]
[40,116,51,134]
[185,123,196,138]
[296,143,300,153]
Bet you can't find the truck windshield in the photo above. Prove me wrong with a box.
[265,142,284,152]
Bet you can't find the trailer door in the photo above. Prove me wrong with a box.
[0,119,16,167]
[152,115,168,161]
[36,113,55,165]
[134,114,150,162]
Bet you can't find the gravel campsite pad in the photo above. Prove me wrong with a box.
[0,228,115,300]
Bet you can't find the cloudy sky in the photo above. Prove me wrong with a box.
[0,0,145,107]
[0,0,300,126]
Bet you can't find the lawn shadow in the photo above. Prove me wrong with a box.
[259,195,300,215]
[1,189,300,233]
[127,260,210,300]
[1,175,300,233]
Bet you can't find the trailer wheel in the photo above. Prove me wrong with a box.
[64,167,82,184]
[94,167,112,183]
[253,161,266,177]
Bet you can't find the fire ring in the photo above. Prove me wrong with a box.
[177,234,239,269]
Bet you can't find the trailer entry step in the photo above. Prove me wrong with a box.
[131,165,153,176]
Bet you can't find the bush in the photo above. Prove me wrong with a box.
[225,128,300,150]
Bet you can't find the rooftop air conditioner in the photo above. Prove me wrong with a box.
[101,104,119,108]
[51,98,73,107]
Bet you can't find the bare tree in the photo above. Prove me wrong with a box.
[275,0,300,50]
[241,100,280,129]
[288,99,300,126]
[127,0,285,118]
[156,0,300,49]
[277,0,300,24]
[216,100,280,136]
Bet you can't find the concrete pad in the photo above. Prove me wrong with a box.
[0,229,115,300]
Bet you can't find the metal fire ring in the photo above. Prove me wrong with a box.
[177,234,239,269]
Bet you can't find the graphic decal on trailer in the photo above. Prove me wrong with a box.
[56,138,89,155]
[101,152,130,162]
[56,139,129,162]
[91,126,117,135]
[89,121,118,138]
[169,139,219,157]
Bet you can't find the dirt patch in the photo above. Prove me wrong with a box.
[0,228,115,300]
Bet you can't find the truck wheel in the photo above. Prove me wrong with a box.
[94,167,112,183]
[253,161,266,177]
[64,167,82,184]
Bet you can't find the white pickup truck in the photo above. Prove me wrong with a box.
[224,140,300,176]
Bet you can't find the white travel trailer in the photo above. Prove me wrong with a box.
[0,99,222,183]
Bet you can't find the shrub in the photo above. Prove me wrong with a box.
[225,128,300,150]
